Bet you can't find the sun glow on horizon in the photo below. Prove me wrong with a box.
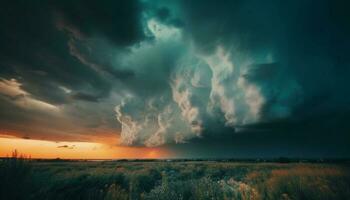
[0,137,171,159]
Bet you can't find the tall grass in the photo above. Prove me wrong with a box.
[246,165,350,200]
[0,150,33,200]
[0,154,349,200]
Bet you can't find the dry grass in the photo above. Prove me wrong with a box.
[257,165,350,200]
[1,157,349,200]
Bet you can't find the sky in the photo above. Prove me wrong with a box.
[0,0,349,159]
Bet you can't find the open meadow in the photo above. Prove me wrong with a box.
[1,156,349,200]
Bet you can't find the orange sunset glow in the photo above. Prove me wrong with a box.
[0,136,172,159]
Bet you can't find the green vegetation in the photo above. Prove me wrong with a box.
[0,154,349,200]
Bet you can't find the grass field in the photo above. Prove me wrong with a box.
[1,155,350,200]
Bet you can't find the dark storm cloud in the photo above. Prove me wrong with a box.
[66,37,135,80]
[0,0,145,141]
[114,0,350,151]
[0,0,349,157]
[150,0,349,156]
[178,0,350,117]
[54,0,145,46]
[180,0,350,53]
[0,0,144,103]
[165,109,350,158]
[70,92,100,102]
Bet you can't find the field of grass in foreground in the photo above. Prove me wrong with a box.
[1,156,349,200]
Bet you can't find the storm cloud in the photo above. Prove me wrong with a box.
[0,0,349,157]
